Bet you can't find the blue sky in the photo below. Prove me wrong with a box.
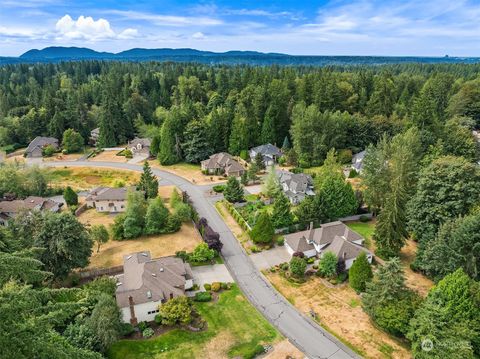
[1,0,480,56]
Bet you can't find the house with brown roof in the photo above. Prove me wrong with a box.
[0,196,63,226]
[85,187,131,213]
[127,137,151,157]
[284,221,372,269]
[25,136,59,158]
[115,252,193,324]
[201,152,245,177]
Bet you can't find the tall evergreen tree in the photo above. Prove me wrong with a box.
[182,119,212,163]
[223,176,244,203]
[271,192,293,228]
[138,161,158,199]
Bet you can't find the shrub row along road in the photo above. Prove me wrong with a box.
[43,161,360,359]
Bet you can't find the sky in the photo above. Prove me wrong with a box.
[1,0,480,57]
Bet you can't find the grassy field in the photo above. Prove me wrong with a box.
[346,220,376,249]
[46,167,140,190]
[107,286,281,359]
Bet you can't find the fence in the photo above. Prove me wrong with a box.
[223,201,252,232]
[77,265,123,280]
[74,202,88,216]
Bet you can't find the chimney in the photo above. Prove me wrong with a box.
[309,221,314,230]
[128,296,138,326]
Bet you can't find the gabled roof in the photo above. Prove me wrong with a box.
[129,137,151,147]
[352,150,366,171]
[277,170,313,194]
[0,196,61,214]
[26,136,58,154]
[91,128,100,136]
[323,235,370,261]
[86,187,131,201]
[284,221,364,252]
[250,143,282,157]
[201,152,244,174]
[116,252,193,308]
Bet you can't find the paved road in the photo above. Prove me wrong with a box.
[42,161,360,359]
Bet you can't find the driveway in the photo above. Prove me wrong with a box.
[127,154,148,164]
[191,264,233,289]
[245,184,262,195]
[40,160,359,359]
[250,246,291,270]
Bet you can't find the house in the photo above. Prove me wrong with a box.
[85,187,131,213]
[115,252,193,324]
[90,128,100,146]
[25,136,59,158]
[284,221,373,269]
[276,170,315,204]
[128,138,151,157]
[0,196,63,226]
[249,144,282,166]
[201,152,245,177]
[351,150,366,173]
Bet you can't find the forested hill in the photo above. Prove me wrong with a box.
[1,46,480,66]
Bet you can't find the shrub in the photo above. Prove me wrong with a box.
[337,149,353,164]
[239,149,248,160]
[212,184,226,193]
[193,292,212,302]
[318,252,338,278]
[244,344,265,359]
[281,263,289,271]
[359,215,370,223]
[174,202,192,222]
[190,243,216,263]
[42,144,56,157]
[211,282,221,292]
[204,283,211,291]
[306,257,315,264]
[154,314,163,325]
[276,237,285,246]
[250,245,260,253]
[175,251,189,261]
[250,212,274,244]
[158,296,192,326]
[166,213,182,233]
[349,252,373,293]
[290,256,307,277]
[63,186,78,206]
[348,169,358,178]
[138,321,148,331]
[221,282,228,290]
[142,328,154,338]
[124,150,133,159]
[120,323,134,336]
[110,213,126,240]
[292,251,305,258]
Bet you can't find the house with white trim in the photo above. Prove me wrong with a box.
[115,252,193,324]
[284,221,373,269]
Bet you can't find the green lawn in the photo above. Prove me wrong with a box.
[346,221,376,249]
[107,285,280,359]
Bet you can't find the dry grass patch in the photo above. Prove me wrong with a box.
[149,160,226,185]
[88,222,202,269]
[400,240,433,297]
[266,273,411,359]
[46,167,140,191]
[89,150,129,163]
[264,339,304,359]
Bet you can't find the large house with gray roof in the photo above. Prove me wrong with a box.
[201,152,245,177]
[351,150,366,173]
[0,196,63,226]
[115,252,193,324]
[249,143,282,166]
[127,137,151,157]
[85,187,132,213]
[25,136,59,158]
[284,221,372,269]
[277,170,315,204]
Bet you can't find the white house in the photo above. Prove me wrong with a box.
[85,187,131,213]
[284,221,373,269]
[249,144,282,166]
[276,170,315,204]
[115,252,193,324]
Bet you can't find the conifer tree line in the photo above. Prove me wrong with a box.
[1,61,480,167]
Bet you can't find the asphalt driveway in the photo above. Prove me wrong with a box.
[250,246,291,270]
[191,264,233,289]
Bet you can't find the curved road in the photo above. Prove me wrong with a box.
[43,161,359,359]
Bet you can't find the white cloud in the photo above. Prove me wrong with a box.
[55,15,139,41]
[192,32,205,39]
[106,10,223,27]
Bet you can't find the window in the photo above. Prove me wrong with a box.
[147,309,159,315]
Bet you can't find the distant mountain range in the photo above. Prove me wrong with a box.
[1,46,480,66]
